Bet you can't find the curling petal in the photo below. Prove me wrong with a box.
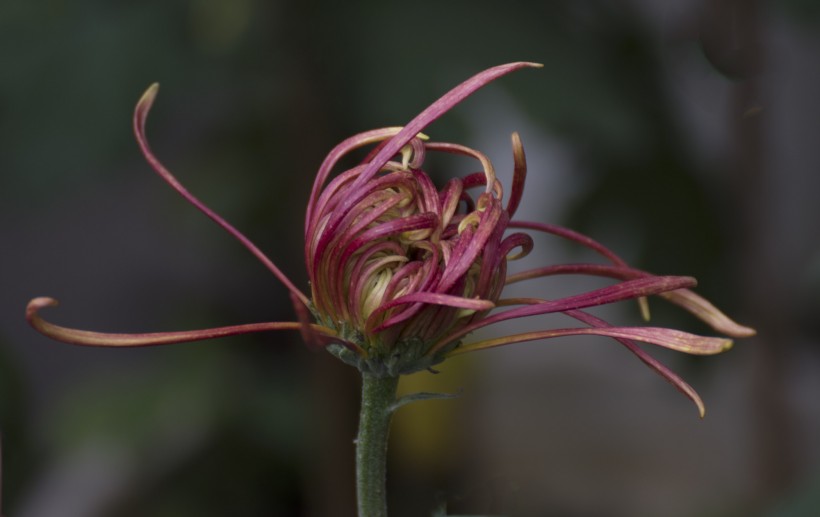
[352,62,542,192]
[506,132,527,217]
[560,307,708,417]
[27,297,337,348]
[617,337,708,418]
[134,84,309,307]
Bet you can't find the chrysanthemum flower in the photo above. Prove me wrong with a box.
[27,62,754,417]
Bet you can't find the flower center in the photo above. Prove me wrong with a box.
[307,137,508,364]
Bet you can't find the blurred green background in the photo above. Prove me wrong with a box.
[2,0,820,515]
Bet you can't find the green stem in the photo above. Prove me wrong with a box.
[356,373,400,517]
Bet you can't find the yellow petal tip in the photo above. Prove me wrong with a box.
[137,83,160,111]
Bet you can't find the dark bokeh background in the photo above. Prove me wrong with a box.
[2,0,819,516]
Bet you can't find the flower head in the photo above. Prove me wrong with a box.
[27,62,754,416]
[305,127,514,375]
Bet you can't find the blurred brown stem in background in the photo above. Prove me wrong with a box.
[703,0,799,504]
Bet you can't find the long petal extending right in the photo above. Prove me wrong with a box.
[134,84,310,307]
[447,326,733,356]
[506,263,756,337]
[27,297,340,348]
[428,275,697,355]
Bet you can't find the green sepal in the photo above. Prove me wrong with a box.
[388,390,461,414]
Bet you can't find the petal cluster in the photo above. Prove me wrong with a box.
[305,128,517,373]
[26,62,754,416]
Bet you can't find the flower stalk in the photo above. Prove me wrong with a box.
[355,374,400,517]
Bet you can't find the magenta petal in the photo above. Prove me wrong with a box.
[506,132,527,217]
[368,292,494,334]
[434,275,697,353]
[133,85,310,307]
[617,337,708,417]
[506,263,756,338]
[562,307,709,417]
[449,326,732,356]
[27,297,337,348]
[351,62,542,192]
[498,232,534,261]
[338,213,439,269]
[375,292,494,316]
[438,197,504,291]
[510,220,629,266]
[305,127,405,235]
[290,291,328,351]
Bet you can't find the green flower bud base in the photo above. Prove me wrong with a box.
[327,341,455,377]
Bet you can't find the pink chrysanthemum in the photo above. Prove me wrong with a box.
[27,62,754,416]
